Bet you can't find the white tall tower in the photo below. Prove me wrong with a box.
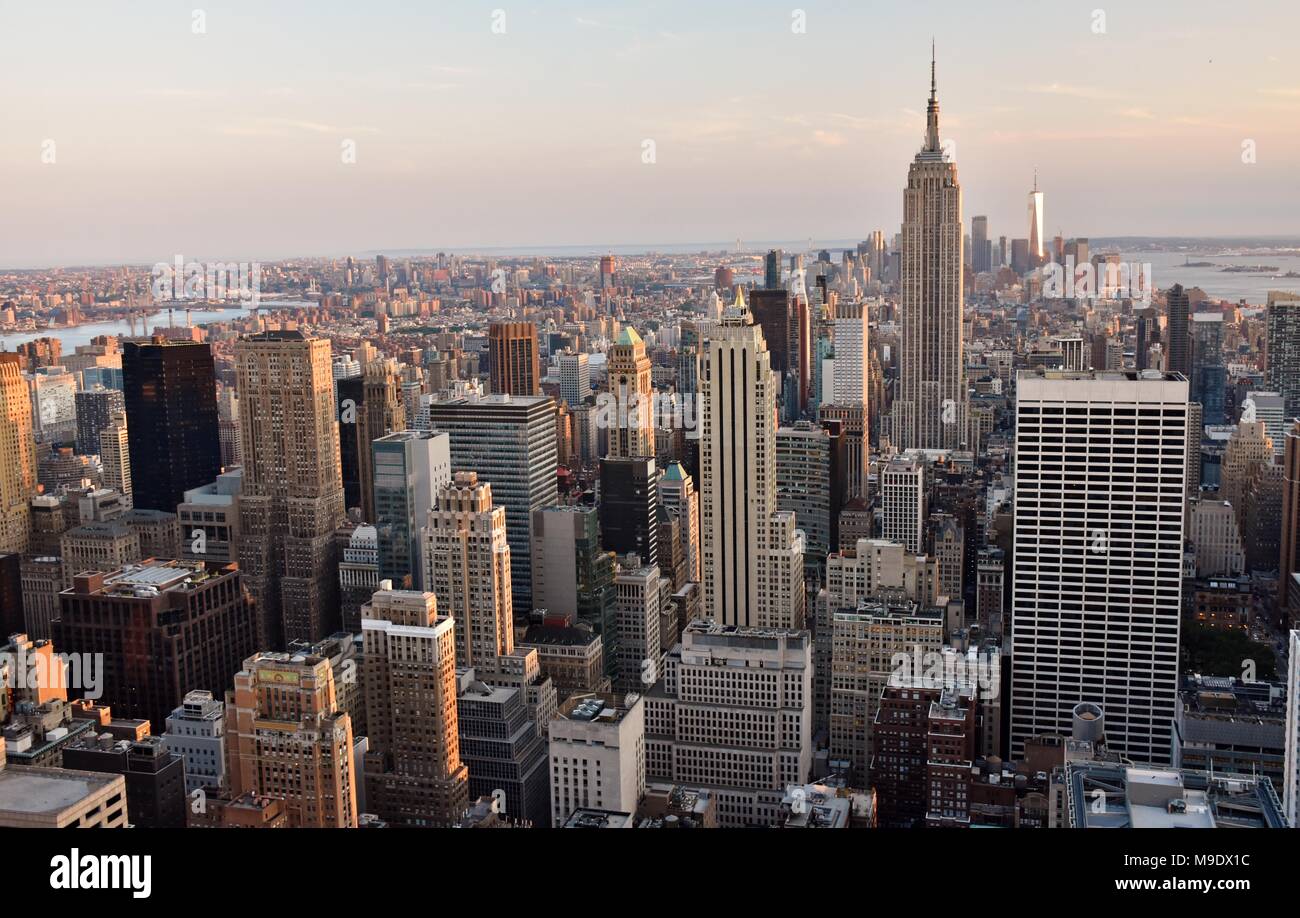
[893,46,967,451]
[1028,171,1045,262]
[700,288,806,628]
[1010,370,1189,765]
[880,457,926,554]
[831,300,870,408]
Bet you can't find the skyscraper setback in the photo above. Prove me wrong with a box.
[235,330,347,648]
[423,471,513,671]
[699,288,806,629]
[605,326,654,459]
[430,393,558,617]
[362,588,469,827]
[892,50,967,451]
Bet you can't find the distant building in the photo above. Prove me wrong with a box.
[488,322,540,397]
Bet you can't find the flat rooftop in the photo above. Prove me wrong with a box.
[558,693,637,724]
[106,561,205,589]
[0,766,120,815]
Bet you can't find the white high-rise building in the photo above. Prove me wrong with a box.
[1028,172,1045,261]
[892,49,967,451]
[1245,390,1287,459]
[880,457,926,554]
[548,692,645,827]
[1011,370,1189,764]
[162,690,226,797]
[558,351,591,408]
[644,620,812,827]
[830,300,870,407]
[422,471,513,672]
[699,287,805,628]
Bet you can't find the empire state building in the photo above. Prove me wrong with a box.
[892,48,967,452]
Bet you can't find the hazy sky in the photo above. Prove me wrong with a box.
[1,0,1298,266]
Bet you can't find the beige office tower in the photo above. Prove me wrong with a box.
[361,589,469,827]
[892,50,967,451]
[829,600,944,787]
[0,353,35,553]
[1221,419,1273,528]
[657,461,700,583]
[226,650,358,828]
[699,288,806,628]
[235,330,346,648]
[932,512,963,599]
[644,621,812,827]
[98,410,131,508]
[422,471,513,671]
[605,327,654,459]
[355,358,407,522]
[1188,499,1246,577]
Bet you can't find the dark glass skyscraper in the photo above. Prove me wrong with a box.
[1191,314,1226,425]
[599,456,658,569]
[122,339,221,513]
[1165,284,1192,377]
[764,249,784,289]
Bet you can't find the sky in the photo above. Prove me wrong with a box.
[1,0,1298,266]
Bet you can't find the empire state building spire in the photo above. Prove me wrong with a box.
[893,41,966,452]
[925,40,941,153]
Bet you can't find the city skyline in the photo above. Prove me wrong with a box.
[1,0,1298,866]
[3,1,1299,266]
